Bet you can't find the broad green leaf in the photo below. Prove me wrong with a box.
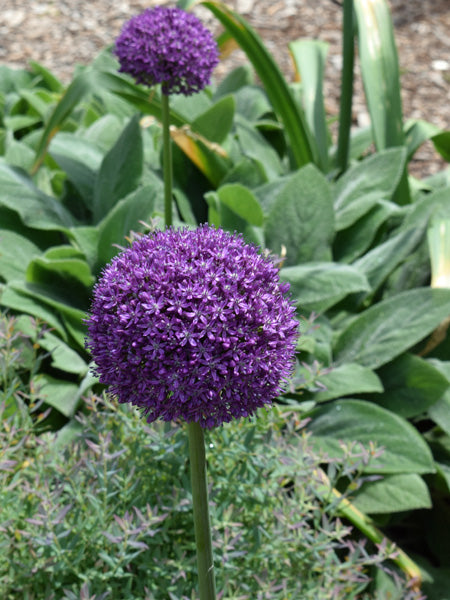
[93,115,143,224]
[97,185,157,267]
[0,230,41,281]
[265,164,333,266]
[334,288,450,369]
[29,60,64,93]
[428,360,450,436]
[68,226,100,271]
[333,200,401,263]
[334,147,406,229]
[32,68,97,172]
[33,374,82,418]
[353,226,424,295]
[49,131,104,169]
[352,474,431,514]
[289,39,329,171]
[280,262,370,312]
[26,246,95,289]
[404,118,441,160]
[214,64,255,97]
[191,95,235,144]
[233,86,272,122]
[402,187,450,231]
[306,399,435,474]
[304,363,383,403]
[235,118,282,180]
[373,354,449,418]
[202,1,315,167]
[0,283,68,341]
[433,131,450,162]
[0,160,74,232]
[216,184,264,226]
[15,316,88,376]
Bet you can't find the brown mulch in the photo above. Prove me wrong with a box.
[1,0,449,178]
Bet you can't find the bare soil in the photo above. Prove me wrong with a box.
[1,0,449,178]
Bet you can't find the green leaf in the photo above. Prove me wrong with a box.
[0,230,41,281]
[401,187,450,231]
[191,95,235,144]
[289,39,329,171]
[280,262,370,312]
[334,288,450,369]
[306,399,435,474]
[334,147,406,230]
[15,317,88,376]
[97,185,157,268]
[352,474,432,514]
[33,374,82,418]
[433,131,450,162]
[353,226,424,296]
[202,1,315,167]
[265,164,333,266]
[235,118,283,180]
[428,360,450,436]
[0,283,68,341]
[214,183,264,227]
[404,118,441,160]
[306,363,383,403]
[333,200,401,263]
[29,60,64,93]
[373,354,449,418]
[93,115,143,224]
[354,0,404,150]
[27,246,95,289]
[214,64,255,97]
[0,160,74,233]
[32,68,97,171]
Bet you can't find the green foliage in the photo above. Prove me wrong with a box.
[0,393,420,600]
[0,0,449,594]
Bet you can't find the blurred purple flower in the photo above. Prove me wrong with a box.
[86,226,299,428]
[114,6,219,95]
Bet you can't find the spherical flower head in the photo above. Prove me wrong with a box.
[114,6,219,95]
[86,226,299,428]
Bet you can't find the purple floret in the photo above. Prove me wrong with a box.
[114,6,219,95]
[86,226,299,428]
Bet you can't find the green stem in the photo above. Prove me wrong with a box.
[187,421,216,600]
[336,0,355,174]
[314,468,422,589]
[161,92,173,227]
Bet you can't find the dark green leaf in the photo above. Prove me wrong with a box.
[191,95,235,144]
[0,230,41,281]
[97,185,157,267]
[373,354,449,418]
[306,399,435,474]
[334,288,450,369]
[280,262,370,312]
[307,363,383,403]
[265,164,333,265]
[0,160,74,232]
[334,147,406,229]
[93,115,143,223]
[352,474,431,514]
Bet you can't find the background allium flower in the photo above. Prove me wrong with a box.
[114,6,219,95]
[86,226,299,428]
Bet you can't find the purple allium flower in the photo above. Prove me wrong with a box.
[114,6,219,95]
[86,226,299,428]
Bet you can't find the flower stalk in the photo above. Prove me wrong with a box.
[188,422,216,600]
[161,92,173,227]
